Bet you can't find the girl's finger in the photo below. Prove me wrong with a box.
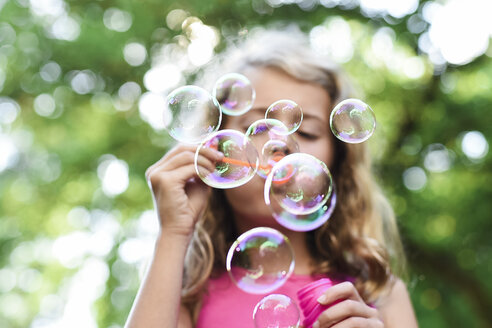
[146,146,222,180]
[164,144,223,165]
[151,164,209,191]
[315,299,378,327]
[163,151,217,173]
[150,149,221,176]
[317,282,363,305]
[328,316,384,328]
[145,145,196,177]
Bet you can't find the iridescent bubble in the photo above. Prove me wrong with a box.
[253,294,300,328]
[213,73,255,116]
[267,184,337,232]
[195,129,259,189]
[264,153,333,216]
[261,139,299,177]
[226,227,295,294]
[330,98,376,144]
[246,119,299,179]
[164,85,222,144]
[265,100,303,135]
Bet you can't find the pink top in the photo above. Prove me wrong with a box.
[196,272,344,328]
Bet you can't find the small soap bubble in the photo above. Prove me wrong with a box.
[253,294,300,328]
[226,227,295,294]
[246,119,299,179]
[195,129,259,189]
[213,73,255,116]
[261,138,299,176]
[165,85,222,144]
[265,100,303,135]
[330,98,376,144]
[264,153,333,216]
[267,184,337,232]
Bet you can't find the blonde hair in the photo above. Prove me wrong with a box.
[181,26,406,322]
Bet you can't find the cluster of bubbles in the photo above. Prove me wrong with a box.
[163,72,376,327]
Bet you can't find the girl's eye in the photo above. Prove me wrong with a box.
[297,131,318,139]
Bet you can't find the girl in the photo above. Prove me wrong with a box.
[125,28,418,328]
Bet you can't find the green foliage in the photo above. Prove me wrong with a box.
[0,0,491,327]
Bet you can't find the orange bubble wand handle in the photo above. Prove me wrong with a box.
[219,157,272,172]
[218,154,293,185]
[220,157,257,168]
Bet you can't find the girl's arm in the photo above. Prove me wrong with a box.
[378,278,419,327]
[125,233,193,328]
[124,144,223,328]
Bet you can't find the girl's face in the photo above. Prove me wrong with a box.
[223,67,335,231]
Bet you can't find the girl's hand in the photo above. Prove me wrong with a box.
[145,144,223,238]
[313,281,383,328]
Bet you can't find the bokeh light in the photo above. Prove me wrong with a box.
[34,93,56,117]
[461,131,488,160]
[138,92,169,130]
[0,134,19,172]
[103,8,133,32]
[0,98,20,124]
[123,42,147,67]
[403,166,427,191]
[143,64,182,94]
[423,144,453,173]
[427,0,491,65]
[309,17,353,63]
[97,155,130,197]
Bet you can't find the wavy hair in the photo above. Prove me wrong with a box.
[180,26,406,323]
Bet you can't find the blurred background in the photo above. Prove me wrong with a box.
[0,0,491,327]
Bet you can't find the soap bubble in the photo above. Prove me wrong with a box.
[195,129,259,189]
[264,153,333,216]
[213,73,255,116]
[165,85,222,144]
[253,294,300,328]
[265,100,303,135]
[226,227,295,294]
[261,139,299,177]
[267,184,337,232]
[246,119,299,179]
[330,98,376,144]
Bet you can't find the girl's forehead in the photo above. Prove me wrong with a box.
[242,67,331,123]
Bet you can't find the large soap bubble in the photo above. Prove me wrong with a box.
[253,294,300,328]
[195,129,259,189]
[264,153,333,216]
[213,73,255,116]
[226,227,295,294]
[266,184,337,232]
[265,100,303,135]
[330,98,376,144]
[246,119,299,179]
[165,85,222,144]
